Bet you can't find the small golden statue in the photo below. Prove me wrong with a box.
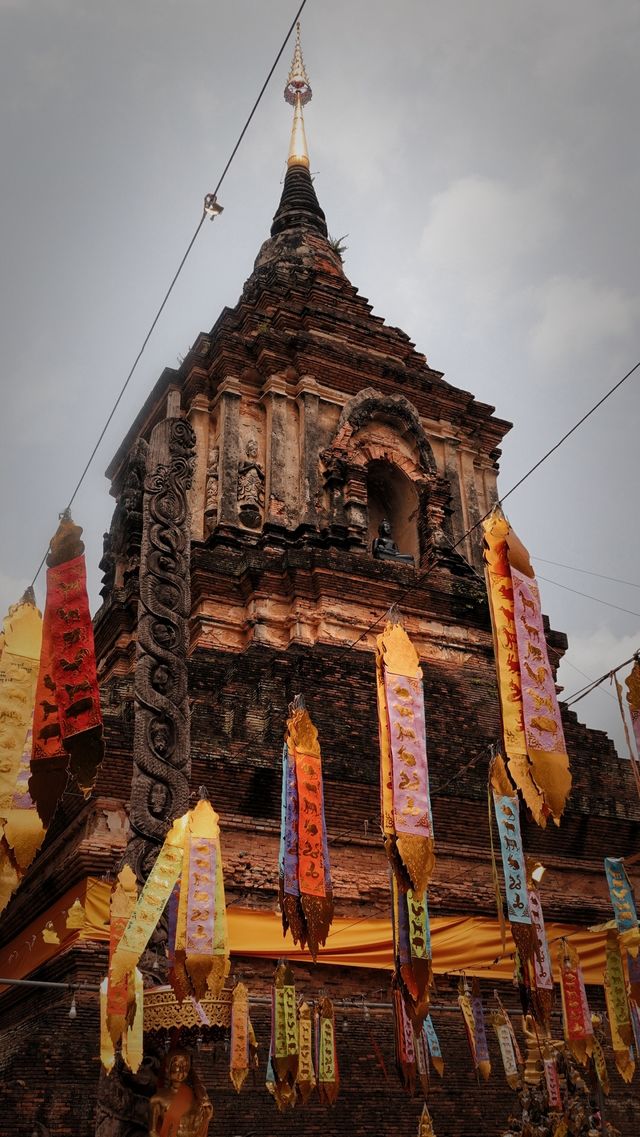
[149,1049,213,1137]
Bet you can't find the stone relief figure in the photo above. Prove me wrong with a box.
[372,518,414,564]
[237,437,265,529]
[148,1050,212,1137]
[204,446,219,535]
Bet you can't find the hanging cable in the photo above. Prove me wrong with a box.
[29,0,310,590]
[535,574,640,619]
[563,652,639,707]
[531,556,640,591]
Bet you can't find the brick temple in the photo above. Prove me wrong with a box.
[1,36,639,1137]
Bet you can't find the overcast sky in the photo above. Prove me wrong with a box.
[1,1,638,755]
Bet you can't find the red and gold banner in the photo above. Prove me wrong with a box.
[558,942,593,1064]
[483,508,571,828]
[376,620,435,895]
[30,516,104,824]
[316,996,339,1105]
[279,700,333,961]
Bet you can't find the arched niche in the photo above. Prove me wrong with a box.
[366,459,419,563]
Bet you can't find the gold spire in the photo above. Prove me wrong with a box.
[284,23,312,169]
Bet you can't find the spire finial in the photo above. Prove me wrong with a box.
[285,23,311,169]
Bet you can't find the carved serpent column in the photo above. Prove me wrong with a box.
[124,416,196,886]
[96,416,196,1137]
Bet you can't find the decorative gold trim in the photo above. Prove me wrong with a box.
[144,985,231,1032]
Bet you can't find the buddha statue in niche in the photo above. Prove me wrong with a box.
[148,1049,212,1137]
[371,518,414,564]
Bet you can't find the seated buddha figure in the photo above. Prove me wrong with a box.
[148,1050,213,1137]
[371,518,414,564]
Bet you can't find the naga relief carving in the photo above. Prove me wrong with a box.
[124,416,196,888]
[237,438,265,528]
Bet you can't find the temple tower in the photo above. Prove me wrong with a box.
[1,28,639,1137]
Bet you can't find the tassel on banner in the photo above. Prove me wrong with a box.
[316,997,339,1105]
[269,961,298,1110]
[295,1001,316,1103]
[558,941,594,1065]
[279,698,333,961]
[483,507,571,828]
[29,515,104,822]
[376,620,435,896]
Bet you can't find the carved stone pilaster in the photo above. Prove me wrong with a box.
[295,376,321,529]
[262,375,289,533]
[124,415,196,887]
[187,394,211,541]
[216,379,242,527]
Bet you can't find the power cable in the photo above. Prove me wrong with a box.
[29,0,309,590]
[563,652,639,707]
[536,574,640,619]
[531,556,640,591]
